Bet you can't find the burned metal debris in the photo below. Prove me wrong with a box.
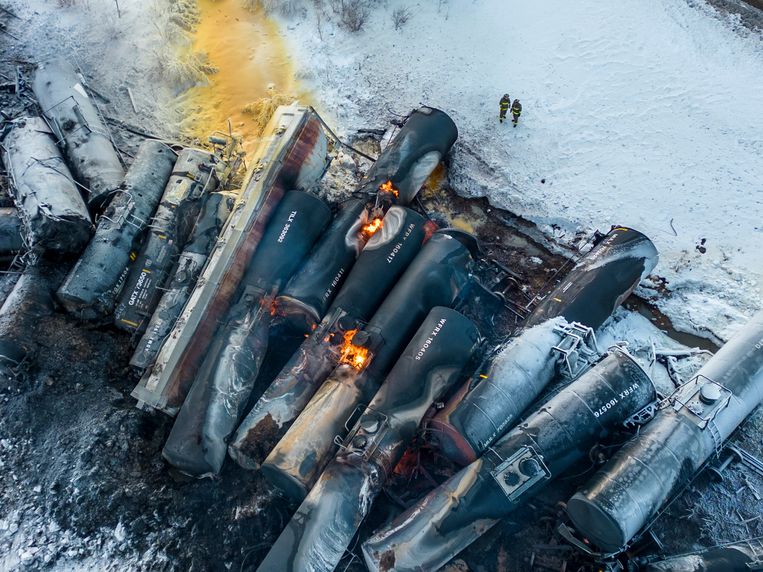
[132,105,330,415]
[162,189,332,477]
[0,207,24,256]
[1,117,92,253]
[56,140,176,320]
[32,59,125,210]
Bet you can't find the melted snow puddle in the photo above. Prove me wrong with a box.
[179,0,305,155]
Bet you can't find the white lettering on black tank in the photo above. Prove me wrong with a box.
[592,382,641,418]
[415,318,447,361]
[386,223,416,264]
[278,211,298,243]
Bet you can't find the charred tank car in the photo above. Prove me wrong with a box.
[162,190,331,477]
[567,310,763,554]
[256,307,479,572]
[362,348,656,572]
[429,227,658,464]
[258,230,479,502]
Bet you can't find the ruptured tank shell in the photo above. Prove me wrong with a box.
[429,226,658,464]
[256,307,479,572]
[259,230,477,502]
[33,59,125,210]
[1,117,92,253]
[567,310,763,554]
[56,140,176,320]
[362,348,656,572]
[228,206,427,471]
[360,107,458,205]
[162,190,331,477]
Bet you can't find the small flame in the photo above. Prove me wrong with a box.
[338,329,369,370]
[361,217,384,238]
[379,179,399,197]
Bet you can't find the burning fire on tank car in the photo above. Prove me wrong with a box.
[337,328,371,370]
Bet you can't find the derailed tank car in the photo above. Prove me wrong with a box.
[566,310,763,554]
[132,104,330,415]
[162,190,331,477]
[256,306,479,572]
[130,191,234,370]
[228,205,427,470]
[362,348,656,572]
[57,140,177,320]
[259,229,479,502]
[114,149,219,334]
[429,227,658,464]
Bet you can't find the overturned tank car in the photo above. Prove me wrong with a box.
[429,226,658,464]
[566,309,763,554]
[362,348,656,572]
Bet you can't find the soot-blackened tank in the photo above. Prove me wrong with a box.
[227,206,427,471]
[359,107,458,205]
[567,310,763,554]
[362,348,656,572]
[162,190,331,477]
[255,307,479,572]
[429,226,658,464]
[259,230,479,502]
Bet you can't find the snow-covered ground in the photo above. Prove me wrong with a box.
[279,0,763,342]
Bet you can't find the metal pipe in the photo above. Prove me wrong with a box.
[256,307,479,572]
[566,310,763,554]
[113,149,218,333]
[228,206,426,470]
[362,348,656,572]
[162,190,331,477]
[259,229,478,502]
[429,227,658,464]
[56,140,176,320]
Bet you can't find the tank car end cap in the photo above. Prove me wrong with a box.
[426,418,478,466]
[259,462,309,505]
[566,492,627,554]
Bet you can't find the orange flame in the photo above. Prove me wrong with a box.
[379,179,399,197]
[338,329,369,370]
[361,217,384,238]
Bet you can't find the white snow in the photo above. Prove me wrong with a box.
[278,0,763,342]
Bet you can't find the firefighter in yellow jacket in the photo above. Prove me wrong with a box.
[499,94,510,123]
[511,99,522,127]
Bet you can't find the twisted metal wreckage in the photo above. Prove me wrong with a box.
[1,58,762,572]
